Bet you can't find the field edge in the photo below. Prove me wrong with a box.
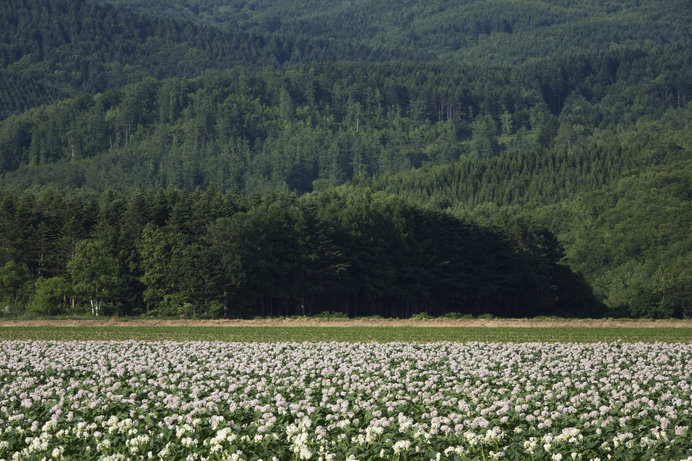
[1,318,691,328]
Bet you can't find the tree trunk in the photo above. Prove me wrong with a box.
[90,299,102,317]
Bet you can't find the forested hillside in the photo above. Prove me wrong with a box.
[2,47,689,192]
[0,0,690,318]
[93,0,692,62]
[0,0,414,118]
[367,112,692,317]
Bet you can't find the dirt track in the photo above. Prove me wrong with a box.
[1,318,690,328]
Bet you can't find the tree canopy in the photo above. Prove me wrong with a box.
[0,187,605,318]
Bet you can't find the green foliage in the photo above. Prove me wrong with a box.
[547,159,692,318]
[67,239,122,316]
[0,0,411,118]
[411,312,432,320]
[0,260,31,312]
[314,311,349,320]
[92,0,692,63]
[28,276,72,316]
[0,187,604,318]
[363,105,692,317]
[2,45,689,195]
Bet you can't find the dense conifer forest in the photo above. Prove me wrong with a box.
[0,0,690,318]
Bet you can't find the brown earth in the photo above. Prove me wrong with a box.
[1,318,691,328]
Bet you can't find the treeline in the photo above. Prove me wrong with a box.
[0,187,603,319]
[1,46,689,193]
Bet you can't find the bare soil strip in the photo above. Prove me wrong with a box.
[1,318,690,328]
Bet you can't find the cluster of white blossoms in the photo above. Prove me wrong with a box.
[0,340,691,460]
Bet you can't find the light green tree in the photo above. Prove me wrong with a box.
[29,276,71,316]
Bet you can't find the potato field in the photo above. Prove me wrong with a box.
[1,340,691,460]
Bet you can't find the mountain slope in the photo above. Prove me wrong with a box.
[365,107,692,316]
[93,0,692,61]
[542,159,691,318]
[0,0,416,119]
[1,46,688,193]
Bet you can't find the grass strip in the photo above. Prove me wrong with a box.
[0,326,690,342]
